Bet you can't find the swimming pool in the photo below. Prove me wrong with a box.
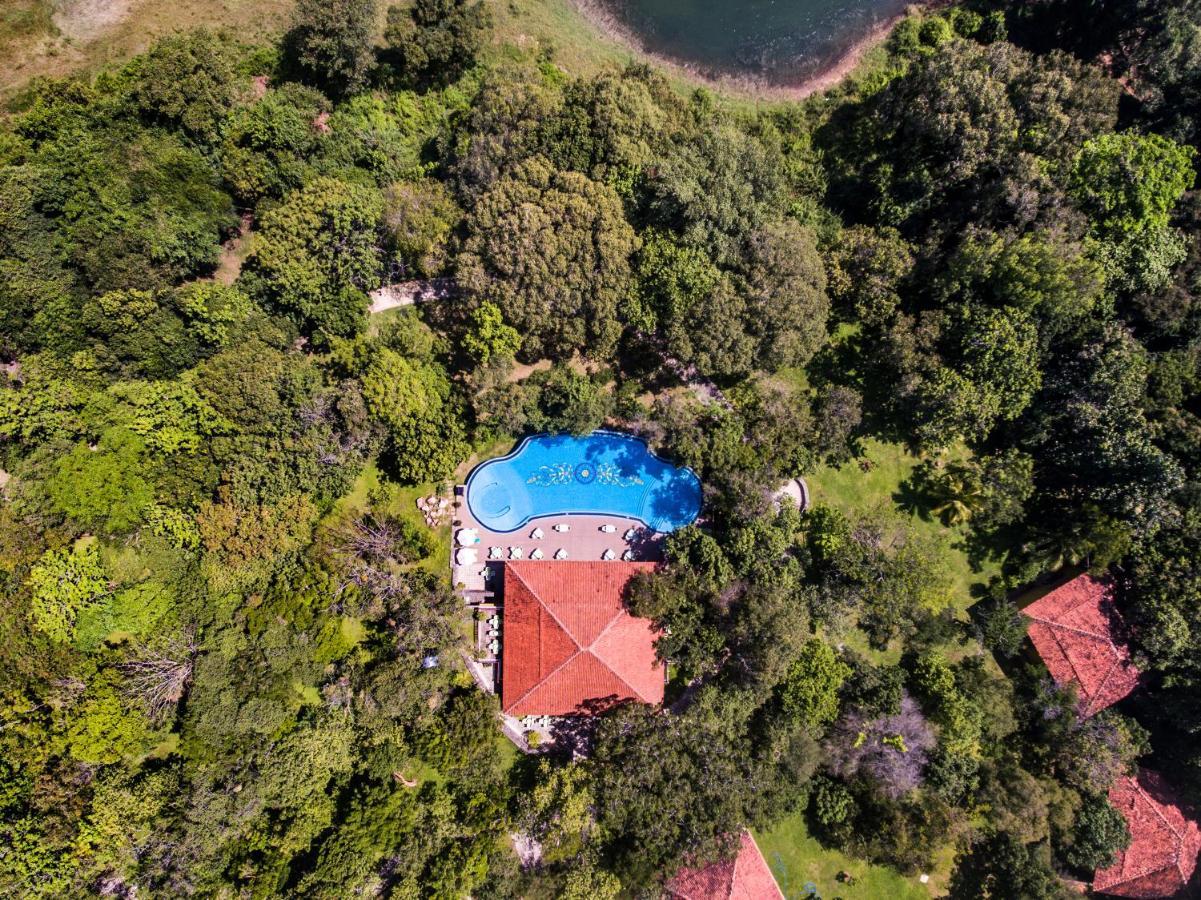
[465,432,702,533]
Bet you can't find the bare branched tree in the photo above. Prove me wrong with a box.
[121,633,198,723]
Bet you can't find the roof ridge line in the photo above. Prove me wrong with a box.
[1096,776,1192,890]
[1027,613,1114,642]
[1045,622,1091,700]
[503,564,583,714]
[505,648,582,713]
[1134,778,1188,842]
[509,564,584,651]
[587,611,663,704]
[1083,656,1124,717]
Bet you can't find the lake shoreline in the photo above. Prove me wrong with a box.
[567,0,934,101]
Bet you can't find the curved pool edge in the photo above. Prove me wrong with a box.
[463,431,702,535]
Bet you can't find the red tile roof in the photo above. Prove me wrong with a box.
[1024,574,1140,717]
[501,562,664,716]
[1095,769,1201,898]
[665,832,785,900]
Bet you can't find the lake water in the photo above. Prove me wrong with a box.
[599,0,913,85]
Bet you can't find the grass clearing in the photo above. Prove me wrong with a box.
[756,812,932,899]
[806,437,999,613]
[1,0,294,101]
[324,460,452,580]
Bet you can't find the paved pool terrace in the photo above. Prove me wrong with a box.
[452,432,702,596]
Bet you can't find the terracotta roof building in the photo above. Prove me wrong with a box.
[1094,769,1201,898]
[664,831,785,900]
[501,561,664,716]
[1024,574,1140,717]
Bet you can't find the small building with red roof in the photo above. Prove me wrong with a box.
[664,831,785,900]
[1094,769,1201,898]
[1023,573,1140,717]
[501,561,664,716]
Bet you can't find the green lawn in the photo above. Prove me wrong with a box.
[806,437,999,613]
[756,812,932,899]
[324,460,452,579]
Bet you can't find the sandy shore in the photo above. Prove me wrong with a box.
[569,0,923,101]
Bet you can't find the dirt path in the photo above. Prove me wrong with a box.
[213,212,254,286]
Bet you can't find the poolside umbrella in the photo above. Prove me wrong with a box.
[622,549,635,561]
[489,547,503,560]
[530,548,544,559]
[554,548,568,560]
[530,527,544,539]
[623,528,638,541]
[600,524,617,534]
[456,528,479,546]
[601,548,615,560]
[456,547,479,566]
[509,547,523,559]
[553,523,570,532]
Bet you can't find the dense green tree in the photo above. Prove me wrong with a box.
[382,179,462,278]
[287,0,380,98]
[457,157,638,359]
[46,429,154,534]
[915,304,1042,445]
[647,123,786,267]
[221,83,327,203]
[949,832,1066,900]
[383,0,492,88]
[125,29,241,140]
[741,219,830,370]
[524,364,614,435]
[1071,132,1195,292]
[25,543,108,643]
[942,229,1106,327]
[827,225,913,326]
[243,176,383,341]
[778,638,851,729]
[1060,795,1131,871]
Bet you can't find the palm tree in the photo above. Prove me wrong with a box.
[927,462,987,527]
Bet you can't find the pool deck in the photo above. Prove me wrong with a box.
[452,487,665,592]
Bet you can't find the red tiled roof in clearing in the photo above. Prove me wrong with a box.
[664,831,785,900]
[501,561,664,716]
[1023,573,1140,717]
[1094,769,1201,898]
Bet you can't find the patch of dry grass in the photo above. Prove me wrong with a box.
[1,0,294,100]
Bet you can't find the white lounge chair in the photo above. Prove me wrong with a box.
[509,547,523,559]
[530,548,544,560]
[554,548,568,560]
[622,549,635,561]
[623,528,638,541]
[601,548,615,560]
[489,546,503,560]
[600,524,617,534]
[553,523,570,533]
[530,527,544,539]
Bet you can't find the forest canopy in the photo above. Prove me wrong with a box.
[2,0,1201,897]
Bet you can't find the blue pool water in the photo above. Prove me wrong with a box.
[465,432,702,533]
